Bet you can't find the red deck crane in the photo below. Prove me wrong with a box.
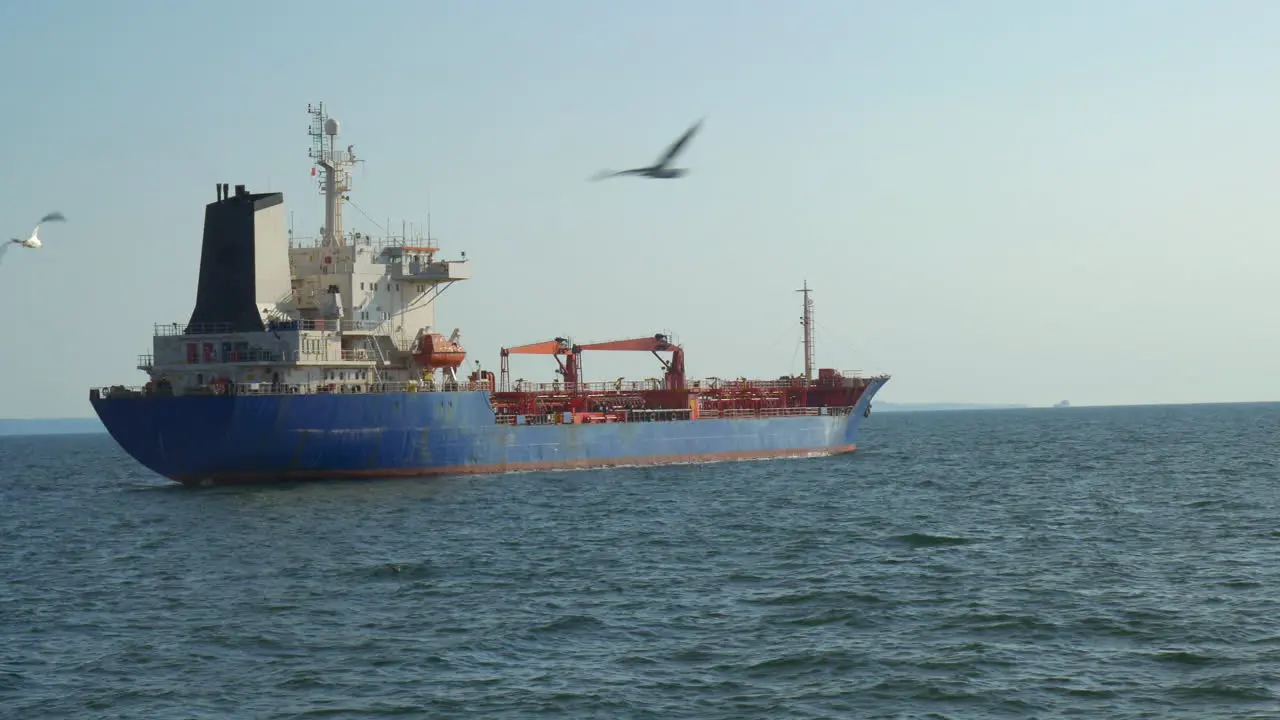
[576,333,686,391]
[498,337,581,390]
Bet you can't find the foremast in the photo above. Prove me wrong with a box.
[798,280,814,383]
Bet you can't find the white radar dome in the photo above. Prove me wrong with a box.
[324,118,340,136]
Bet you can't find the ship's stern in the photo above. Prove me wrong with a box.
[90,387,236,485]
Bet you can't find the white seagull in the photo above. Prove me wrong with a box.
[1,211,65,266]
[591,118,704,181]
[10,211,66,249]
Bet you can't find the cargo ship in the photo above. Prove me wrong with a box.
[89,103,890,487]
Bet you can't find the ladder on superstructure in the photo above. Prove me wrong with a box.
[308,104,327,162]
[368,336,390,367]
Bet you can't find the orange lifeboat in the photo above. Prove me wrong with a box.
[413,331,467,370]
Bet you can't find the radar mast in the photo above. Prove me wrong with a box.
[307,102,359,248]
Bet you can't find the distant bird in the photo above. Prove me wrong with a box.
[9,211,65,249]
[592,119,704,181]
[1,212,65,265]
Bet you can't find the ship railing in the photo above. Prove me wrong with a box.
[228,380,494,395]
[499,380,665,394]
[139,347,390,366]
[486,405,857,425]
[287,236,344,250]
[759,406,823,417]
[315,148,356,166]
[267,318,382,333]
[395,262,461,280]
[154,319,385,337]
[495,378,834,394]
[834,370,893,380]
[370,236,439,255]
[92,380,497,398]
[693,376,890,389]
[154,322,235,337]
[699,407,819,419]
[697,406,855,419]
[288,233,439,254]
[694,379,809,390]
[337,320,382,333]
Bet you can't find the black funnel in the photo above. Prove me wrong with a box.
[185,189,285,334]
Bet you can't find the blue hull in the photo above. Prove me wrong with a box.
[90,378,887,485]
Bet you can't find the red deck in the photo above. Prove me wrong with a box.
[481,372,874,426]
[458,332,877,426]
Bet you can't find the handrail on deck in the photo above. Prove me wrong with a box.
[154,318,385,337]
[92,382,864,424]
[495,375,883,394]
[154,322,233,337]
[95,379,495,399]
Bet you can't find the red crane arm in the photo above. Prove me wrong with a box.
[502,339,572,355]
[577,334,677,352]
[499,338,582,387]
[576,333,686,390]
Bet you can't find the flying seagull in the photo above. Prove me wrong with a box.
[592,118,704,181]
[10,211,66,249]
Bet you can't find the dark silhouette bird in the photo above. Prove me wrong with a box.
[592,119,704,181]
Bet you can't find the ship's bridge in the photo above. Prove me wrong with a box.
[373,243,470,282]
[391,257,470,282]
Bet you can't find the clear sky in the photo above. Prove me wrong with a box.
[2,0,1279,417]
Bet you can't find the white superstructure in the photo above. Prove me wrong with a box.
[138,102,474,396]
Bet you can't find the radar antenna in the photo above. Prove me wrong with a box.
[307,102,361,248]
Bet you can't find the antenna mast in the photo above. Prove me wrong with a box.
[307,102,358,248]
[798,281,814,382]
